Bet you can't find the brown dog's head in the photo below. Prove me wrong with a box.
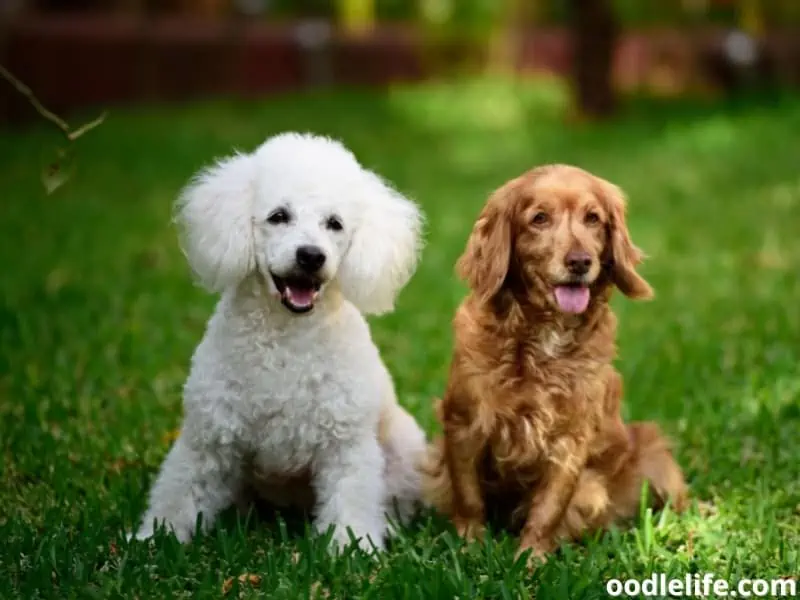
[457,165,653,314]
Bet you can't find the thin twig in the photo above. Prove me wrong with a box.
[0,63,105,140]
[0,64,71,134]
[67,111,107,141]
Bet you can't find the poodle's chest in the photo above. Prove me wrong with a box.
[189,303,387,473]
[249,408,322,476]
[233,348,383,472]
[243,364,364,427]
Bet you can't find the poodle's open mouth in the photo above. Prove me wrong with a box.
[270,273,322,314]
[553,282,590,314]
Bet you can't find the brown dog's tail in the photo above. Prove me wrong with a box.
[417,399,455,516]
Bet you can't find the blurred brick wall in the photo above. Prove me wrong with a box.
[2,14,800,125]
[0,15,431,124]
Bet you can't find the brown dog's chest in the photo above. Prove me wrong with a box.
[476,364,608,501]
[482,405,570,492]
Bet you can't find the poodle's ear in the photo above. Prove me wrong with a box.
[174,153,257,292]
[597,180,654,300]
[456,185,514,303]
[337,174,423,315]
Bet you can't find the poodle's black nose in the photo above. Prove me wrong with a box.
[296,245,326,273]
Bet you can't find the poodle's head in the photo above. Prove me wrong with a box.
[175,132,423,315]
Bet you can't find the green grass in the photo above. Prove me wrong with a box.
[1,78,799,599]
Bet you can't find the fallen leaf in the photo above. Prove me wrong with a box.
[221,578,233,596]
[310,582,330,599]
[44,267,71,294]
[696,500,717,517]
[222,574,261,596]
[40,147,75,195]
[162,429,180,445]
[109,457,141,474]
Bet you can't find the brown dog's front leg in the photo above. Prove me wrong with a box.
[588,368,633,474]
[444,428,486,541]
[517,441,587,561]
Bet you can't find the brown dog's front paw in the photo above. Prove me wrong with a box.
[452,516,485,542]
[516,546,548,569]
[516,537,553,569]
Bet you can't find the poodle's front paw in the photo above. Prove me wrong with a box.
[126,523,156,543]
[386,496,421,532]
[129,518,194,544]
[126,529,148,543]
[321,523,385,555]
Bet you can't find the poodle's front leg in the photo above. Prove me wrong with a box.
[312,434,386,553]
[133,434,241,543]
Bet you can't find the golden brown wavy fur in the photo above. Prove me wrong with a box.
[422,165,688,561]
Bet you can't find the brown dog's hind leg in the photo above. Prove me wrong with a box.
[606,422,689,520]
[629,421,689,512]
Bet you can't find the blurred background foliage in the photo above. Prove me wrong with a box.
[4,0,798,154]
[23,0,800,28]
[233,0,796,29]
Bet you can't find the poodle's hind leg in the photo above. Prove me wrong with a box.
[133,435,242,543]
[312,434,387,553]
[379,402,427,533]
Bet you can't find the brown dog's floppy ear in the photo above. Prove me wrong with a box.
[599,181,654,300]
[456,185,514,302]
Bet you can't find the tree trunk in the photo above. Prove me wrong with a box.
[570,0,618,119]
[485,0,526,75]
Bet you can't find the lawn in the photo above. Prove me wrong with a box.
[1,78,799,599]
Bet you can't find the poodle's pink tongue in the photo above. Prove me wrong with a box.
[554,286,590,314]
[284,285,316,308]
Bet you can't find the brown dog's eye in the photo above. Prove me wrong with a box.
[532,212,549,226]
[584,211,601,225]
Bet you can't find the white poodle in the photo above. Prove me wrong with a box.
[131,132,427,552]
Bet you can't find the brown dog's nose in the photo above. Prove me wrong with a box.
[565,249,592,276]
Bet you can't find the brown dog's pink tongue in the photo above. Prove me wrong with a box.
[554,286,590,314]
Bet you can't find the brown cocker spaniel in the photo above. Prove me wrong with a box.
[422,164,688,562]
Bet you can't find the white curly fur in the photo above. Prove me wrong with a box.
[132,133,427,553]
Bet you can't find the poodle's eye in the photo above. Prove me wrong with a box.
[584,211,601,226]
[325,215,343,232]
[267,208,290,225]
[532,211,550,226]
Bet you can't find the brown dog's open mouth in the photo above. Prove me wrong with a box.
[270,273,322,314]
[554,283,590,314]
